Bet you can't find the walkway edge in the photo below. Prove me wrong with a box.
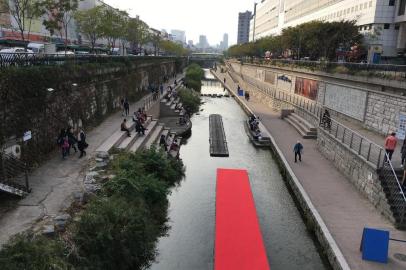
[212,70,351,270]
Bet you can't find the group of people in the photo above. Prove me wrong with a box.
[159,134,180,155]
[120,107,148,137]
[249,115,262,140]
[57,127,88,159]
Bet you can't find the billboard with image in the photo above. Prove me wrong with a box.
[294,77,319,100]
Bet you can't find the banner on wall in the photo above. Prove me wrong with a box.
[265,71,276,84]
[397,112,406,140]
[294,77,319,100]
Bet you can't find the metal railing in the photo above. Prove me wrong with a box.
[0,152,30,192]
[319,117,384,168]
[0,53,182,68]
[381,153,406,225]
[235,58,406,81]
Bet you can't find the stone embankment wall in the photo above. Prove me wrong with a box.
[230,61,406,136]
[0,58,186,166]
[316,128,394,222]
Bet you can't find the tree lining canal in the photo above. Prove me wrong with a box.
[149,76,328,270]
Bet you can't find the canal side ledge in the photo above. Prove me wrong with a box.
[212,69,350,270]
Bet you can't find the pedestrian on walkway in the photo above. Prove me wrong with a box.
[61,136,70,160]
[77,129,88,158]
[121,119,131,137]
[293,141,303,163]
[245,91,250,101]
[384,132,397,162]
[160,84,164,95]
[223,77,226,84]
[120,98,125,116]
[67,127,77,155]
[123,99,130,116]
[401,139,406,167]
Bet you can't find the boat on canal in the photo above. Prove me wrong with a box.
[244,119,271,147]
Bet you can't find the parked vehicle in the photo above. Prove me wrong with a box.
[0,47,34,54]
[27,43,44,54]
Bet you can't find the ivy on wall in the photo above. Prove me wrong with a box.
[0,58,186,167]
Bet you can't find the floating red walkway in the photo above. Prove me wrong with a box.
[215,168,270,270]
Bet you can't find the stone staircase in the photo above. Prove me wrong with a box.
[283,112,317,139]
[377,166,406,229]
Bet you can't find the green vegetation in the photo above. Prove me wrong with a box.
[178,88,202,115]
[228,20,364,61]
[0,233,70,269]
[184,63,204,92]
[0,148,185,270]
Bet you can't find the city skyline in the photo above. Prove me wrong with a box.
[103,0,254,46]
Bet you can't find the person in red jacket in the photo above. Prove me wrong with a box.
[384,132,397,162]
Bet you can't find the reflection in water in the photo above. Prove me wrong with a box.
[149,80,327,270]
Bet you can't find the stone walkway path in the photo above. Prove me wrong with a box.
[214,70,406,270]
[0,73,184,247]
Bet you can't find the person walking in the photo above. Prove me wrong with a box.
[160,84,164,95]
[77,129,88,158]
[384,132,397,162]
[401,139,406,167]
[61,135,70,160]
[67,127,77,155]
[123,99,130,116]
[293,141,303,163]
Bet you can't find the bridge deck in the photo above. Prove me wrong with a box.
[215,168,270,270]
[209,114,229,157]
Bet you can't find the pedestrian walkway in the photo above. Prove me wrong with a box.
[0,73,184,247]
[214,70,406,270]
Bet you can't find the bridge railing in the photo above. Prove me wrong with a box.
[0,53,182,68]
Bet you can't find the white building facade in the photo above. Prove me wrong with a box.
[249,0,404,57]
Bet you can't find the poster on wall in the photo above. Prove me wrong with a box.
[277,74,292,92]
[397,112,406,140]
[256,69,265,81]
[294,77,319,100]
[265,71,276,84]
[324,84,367,121]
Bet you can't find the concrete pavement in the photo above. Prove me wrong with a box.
[214,70,406,270]
[0,73,184,247]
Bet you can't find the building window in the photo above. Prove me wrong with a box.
[368,24,372,30]
[395,24,400,30]
[369,1,373,7]
[384,23,390,29]
[360,4,363,10]
[364,2,368,8]
[355,5,358,11]
[399,0,406,15]
[351,7,354,12]
[389,0,395,6]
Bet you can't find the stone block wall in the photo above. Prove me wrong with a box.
[233,61,406,136]
[316,128,394,222]
[365,92,406,135]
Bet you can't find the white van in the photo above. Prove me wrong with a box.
[27,43,45,54]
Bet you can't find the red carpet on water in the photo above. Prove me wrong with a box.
[215,168,270,270]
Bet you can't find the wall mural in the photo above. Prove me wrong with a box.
[294,77,319,100]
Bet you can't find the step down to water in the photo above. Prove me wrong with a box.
[209,114,229,157]
[285,113,317,139]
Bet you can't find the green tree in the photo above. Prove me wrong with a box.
[2,0,42,46]
[102,8,128,52]
[126,17,150,55]
[39,0,80,53]
[160,39,188,56]
[74,6,104,53]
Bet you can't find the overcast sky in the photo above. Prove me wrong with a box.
[103,0,254,46]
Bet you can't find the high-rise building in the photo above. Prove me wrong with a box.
[237,11,252,44]
[199,35,209,48]
[171,30,186,44]
[222,33,229,50]
[248,0,405,57]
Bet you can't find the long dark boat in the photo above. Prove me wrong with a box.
[244,120,271,147]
